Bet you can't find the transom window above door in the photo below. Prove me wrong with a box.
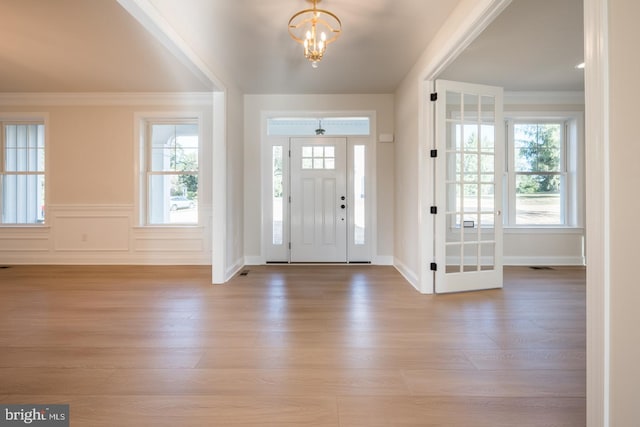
[267,117,370,136]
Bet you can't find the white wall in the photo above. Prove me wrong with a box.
[224,85,246,278]
[609,0,640,423]
[0,94,215,265]
[243,94,395,263]
[393,78,422,285]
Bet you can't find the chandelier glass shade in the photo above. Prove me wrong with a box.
[288,0,342,68]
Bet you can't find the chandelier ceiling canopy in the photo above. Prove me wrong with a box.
[288,0,342,68]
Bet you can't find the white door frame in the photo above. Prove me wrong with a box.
[418,0,609,424]
[260,111,377,264]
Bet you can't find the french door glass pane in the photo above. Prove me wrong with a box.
[480,244,495,271]
[445,88,497,274]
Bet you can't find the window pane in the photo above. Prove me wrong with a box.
[463,243,479,272]
[325,146,335,158]
[354,145,365,245]
[515,174,562,225]
[4,125,45,172]
[514,123,561,173]
[150,124,198,172]
[146,121,199,225]
[448,123,462,150]
[2,174,45,224]
[481,96,495,123]
[272,146,283,245]
[148,174,198,225]
[480,124,495,152]
[463,124,478,151]
[2,123,45,225]
[324,158,335,169]
[267,117,370,136]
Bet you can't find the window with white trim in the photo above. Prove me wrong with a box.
[1,121,45,224]
[140,118,199,225]
[505,114,582,227]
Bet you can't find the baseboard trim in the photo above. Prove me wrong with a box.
[244,256,266,265]
[372,256,394,265]
[393,258,420,292]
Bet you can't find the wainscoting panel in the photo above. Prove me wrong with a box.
[0,228,50,252]
[0,205,212,265]
[54,216,130,251]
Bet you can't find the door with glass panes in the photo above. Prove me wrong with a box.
[434,80,504,293]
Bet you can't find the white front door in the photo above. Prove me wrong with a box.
[434,80,504,293]
[290,137,347,262]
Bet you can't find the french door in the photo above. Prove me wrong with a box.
[434,80,504,293]
[290,137,347,262]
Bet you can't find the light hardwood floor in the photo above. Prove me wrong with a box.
[0,265,586,426]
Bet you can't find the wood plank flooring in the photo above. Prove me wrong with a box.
[0,265,586,426]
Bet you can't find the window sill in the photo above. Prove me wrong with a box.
[0,224,50,229]
[133,225,204,231]
[504,226,584,234]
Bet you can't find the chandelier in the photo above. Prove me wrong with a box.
[288,0,342,68]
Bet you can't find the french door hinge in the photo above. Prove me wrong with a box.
[288,242,291,249]
[430,262,438,271]
[430,206,438,215]
[430,149,438,158]
[430,92,438,102]
[288,196,291,203]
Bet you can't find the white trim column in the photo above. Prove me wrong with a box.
[584,0,610,425]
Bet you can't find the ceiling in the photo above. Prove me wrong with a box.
[0,0,584,94]
[0,0,211,92]
[440,0,585,91]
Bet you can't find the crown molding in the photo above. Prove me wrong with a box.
[505,91,585,105]
[0,92,214,107]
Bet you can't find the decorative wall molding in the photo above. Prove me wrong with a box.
[0,204,212,265]
[0,92,213,107]
[0,228,50,252]
[505,91,585,105]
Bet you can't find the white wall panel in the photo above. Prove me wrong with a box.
[54,215,130,251]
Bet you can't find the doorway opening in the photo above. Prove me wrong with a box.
[262,114,375,263]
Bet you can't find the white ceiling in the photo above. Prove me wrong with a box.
[0,0,584,94]
[0,0,211,92]
[146,0,461,94]
[440,0,584,91]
